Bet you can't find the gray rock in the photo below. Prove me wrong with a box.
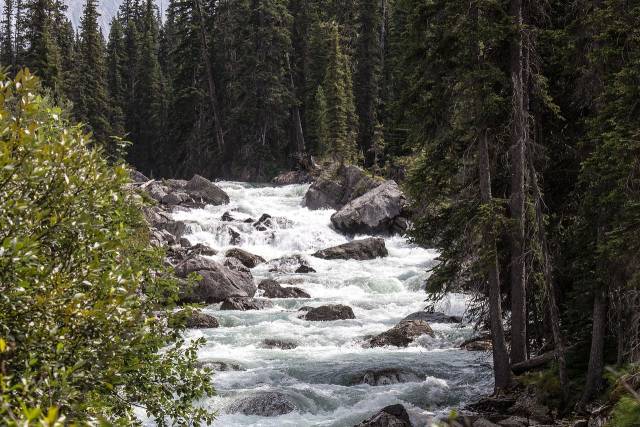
[313,237,388,260]
[130,169,149,183]
[220,297,273,311]
[227,392,297,417]
[176,257,256,304]
[401,311,462,324]
[304,164,380,210]
[473,419,501,427]
[223,257,251,274]
[331,180,407,235]
[164,179,188,191]
[161,192,185,206]
[228,227,241,245]
[369,319,434,347]
[268,254,315,274]
[262,338,298,350]
[354,404,412,427]
[160,220,188,240]
[221,211,235,221]
[225,248,266,268]
[188,243,218,256]
[199,360,243,371]
[176,310,219,328]
[349,368,421,386]
[303,304,355,321]
[146,181,168,202]
[258,279,310,298]
[184,174,230,206]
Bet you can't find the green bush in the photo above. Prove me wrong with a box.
[0,70,215,425]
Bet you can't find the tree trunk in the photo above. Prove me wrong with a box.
[285,53,305,157]
[528,157,569,401]
[479,130,514,392]
[509,0,528,365]
[194,0,225,155]
[579,286,608,407]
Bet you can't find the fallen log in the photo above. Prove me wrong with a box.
[511,350,556,375]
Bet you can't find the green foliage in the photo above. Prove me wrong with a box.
[0,70,215,425]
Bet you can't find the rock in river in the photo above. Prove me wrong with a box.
[368,319,434,347]
[303,304,355,321]
[227,392,297,416]
[258,279,310,298]
[354,404,413,427]
[220,297,274,311]
[331,180,407,235]
[304,164,380,210]
[225,247,266,268]
[313,237,388,260]
[175,256,256,304]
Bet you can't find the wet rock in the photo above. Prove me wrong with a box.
[188,243,218,257]
[228,227,241,245]
[349,368,421,386]
[331,180,407,235]
[221,211,235,221]
[160,220,188,240]
[354,404,412,427]
[179,237,191,247]
[227,392,297,417]
[304,164,380,210]
[150,228,177,247]
[369,319,434,347]
[220,297,273,311]
[243,217,255,223]
[225,248,266,268]
[295,264,316,273]
[176,256,256,304]
[223,257,251,274]
[461,335,493,351]
[268,254,315,274]
[258,279,311,298]
[199,360,243,371]
[496,416,531,427]
[402,311,462,324]
[146,181,168,202]
[176,310,219,328]
[272,170,312,185]
[161,192,185,206]
[313,237,388,261]
[262,338,298,350]
[303,304,355,321]
[254,213,272,231]
[183,174,229,206]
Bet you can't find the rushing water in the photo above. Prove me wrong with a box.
[171,182,493,427]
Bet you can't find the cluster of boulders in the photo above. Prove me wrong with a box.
[302,164,410,236]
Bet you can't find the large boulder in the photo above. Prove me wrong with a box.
[354,404,413,427]
[401,311,462,324]
[183,174,230,206]
[220,297,273,311]
[262,338,298,350]
[313,237,388,261]
[331,180,408,235]
[227,392,297,417]
[176,256,256,304]
[225,248,265,268]
[303,304,355,321]
[258,279,311,298]
[368,319,434,347]
[304,164,380,210]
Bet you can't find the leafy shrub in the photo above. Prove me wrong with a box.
[0,70,215,425]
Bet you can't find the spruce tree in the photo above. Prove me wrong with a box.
[75,0,111,145]
[1,0,14,68]
[106,17,126,137]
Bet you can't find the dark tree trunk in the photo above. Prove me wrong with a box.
[509,0,528,365]
[579,286,608,406]
[194,0,225,155]
[479,131,514,392]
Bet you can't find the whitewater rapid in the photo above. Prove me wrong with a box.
[172,182,493,426]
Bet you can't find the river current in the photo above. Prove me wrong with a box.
[170,182,493,426]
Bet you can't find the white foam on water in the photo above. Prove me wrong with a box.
[169,182,492,426]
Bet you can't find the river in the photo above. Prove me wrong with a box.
[171,182,493,426]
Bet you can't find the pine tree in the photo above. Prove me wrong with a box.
[106,17,126,137]
[1,0,14,68]
[75,0,111,145]
[308,85,328,155]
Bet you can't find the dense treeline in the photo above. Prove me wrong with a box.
[0,0,638,423]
